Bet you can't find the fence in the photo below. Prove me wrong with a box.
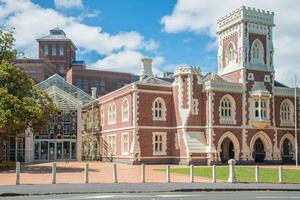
[12,161,291,185]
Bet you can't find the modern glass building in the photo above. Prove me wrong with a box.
[24,74,94,162]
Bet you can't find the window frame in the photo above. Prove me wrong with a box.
[122,98,129,122]
[121,133,129,155]
[107,134,116,155]
[280,99,294,126]
[152,97,167,121]
[219,95,236,124]
[152,132,167,156]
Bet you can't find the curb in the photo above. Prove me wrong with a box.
[1,188,300,197]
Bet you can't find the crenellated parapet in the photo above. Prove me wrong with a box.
[217,6,275,33]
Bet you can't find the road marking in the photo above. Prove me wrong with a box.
[256,197,300,199]
[45,194,201,200]
[156,194,201,197]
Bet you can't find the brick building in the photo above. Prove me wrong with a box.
[96,7,300,165]
[15,27,138,97]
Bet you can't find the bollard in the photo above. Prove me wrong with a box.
[84,163,89,184]
[166,165,170,183]
[255,165,259,183]
[141,163,145,183]
[113,163,118,183]
[279,166,283,183]
[189,164,194,183]
[212,165,216,183]
[52,162,56,184]
[16,162,20,185]
[227,159,237,183]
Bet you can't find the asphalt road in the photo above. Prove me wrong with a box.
[1,191,300,200]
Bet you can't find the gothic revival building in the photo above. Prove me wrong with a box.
[97,7,299,164]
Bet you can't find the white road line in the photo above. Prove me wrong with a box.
[256,196,300,199]
[156,194,201,197]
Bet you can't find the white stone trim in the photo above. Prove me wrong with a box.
[107,103,116,125]
[279,133,296,159]
[248,73,255,81]
[219,94,237,125]
[152,97,167,121]
[107,134,116,155]
[249,131,273,160]
[280,99,295,126]
[121,133,129,156]
[217,131,240,161]
[121,98,129,122]
[152,132,167,156]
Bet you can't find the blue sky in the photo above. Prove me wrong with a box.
[1,0,300,86]
[30,0,218,73]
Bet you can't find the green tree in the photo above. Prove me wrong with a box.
[0,28,57,137]
[0,28,20,62]
[0,61,57,136]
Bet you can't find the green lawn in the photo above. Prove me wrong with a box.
[165,166,300,183]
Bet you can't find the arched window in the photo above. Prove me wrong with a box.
[219,95,236,124]
[251,39,264,64]
[122,99,129,121]
[152,97,166,121]
[280,99,294,126]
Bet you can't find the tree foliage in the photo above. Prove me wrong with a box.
[0,28,57,136]
[0,28,20,62]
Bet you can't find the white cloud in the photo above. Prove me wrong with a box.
[90,49,164,75]
[0,0,162,74]
[54,0,83,9]
[161,0,300,87]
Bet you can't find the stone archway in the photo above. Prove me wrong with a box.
[217,132,240,162]
[279,133,295,162]
[250,131,273,162]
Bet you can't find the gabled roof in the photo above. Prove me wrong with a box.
[36,74,94,106]
[203,72,228,82]
[203,72,243,93]
[137,75,172,86]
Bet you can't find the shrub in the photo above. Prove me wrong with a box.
[0,161,16,170]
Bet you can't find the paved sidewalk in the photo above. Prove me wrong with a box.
[0,183,300,197]
[0,162,210,185]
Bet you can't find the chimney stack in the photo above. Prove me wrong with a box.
[91,87,97,99]
[140,58,153,80]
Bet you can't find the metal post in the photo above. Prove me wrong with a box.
[113,163,117,183]
[16,162,20,185]
[141,163,145,183]
[228,159,237,183]
[212,165,216,183]
[84,163,89,184]
[295,75,298,168]
[279,166,283,183]
[166,165,170,183]
[52,162,56,184]
[255,165,259,183]
[190,164,194,183]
